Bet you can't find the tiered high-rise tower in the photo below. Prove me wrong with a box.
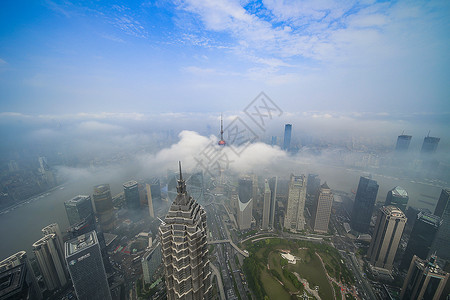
[284,174,307,231]
[159,162,212,300]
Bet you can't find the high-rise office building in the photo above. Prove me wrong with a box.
[351,176,379,233]
[367,206,407,271]
[142,241,161,284]
[42,223,64,258]
[186,171,204,203]
[32,234,68,291]
[0,263,41,300]
[283,124,292,151]
[92,184,115,232]
[262,180,271,230]
[271,136,277,146]
[400,255,449,300]
[124,180,140,210]
[430,188,450,262]
[268,177,278,229]
[312,182,334,234]
[434,188,450,219]
[284,174,307,231]
[145,184,155,218]
[400,212,441,270]
[65,231,112,300]
[0,251,42,300]
[395,135,412,152]
[421,136,440,154]
[385,186,409,213]
[64,195,94,226]
[149,178,162,203]
[159,163,212,300]
[307,174,320,197]
[237,178,253,230]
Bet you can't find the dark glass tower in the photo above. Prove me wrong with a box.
[400,255,449,300]
[65,231,111,300]
[64,195,94,226]
[92,184,115,232]
[385,186,409,213]
[395,135,412,152]
[430,188,450,262]
[351,176,379,233]
[159,163,212,299]
[400,212,441,270]
[421,136,440,154]
[123,180,140,210]
[283,124,292,151]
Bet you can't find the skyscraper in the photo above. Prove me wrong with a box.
[150,178,162,203]
[283,124,292,151]
[400,255,449,300]
[385,186,409,213]
[307,174,320,197]
[146,184,155,218]
[0,251,42,300]
[351,176,379,233]
[284,174,307,231]
[123,180,140,210]
[421,135,440,154]
[395,134,412,152]
[32,234,68,291]
[237,178,253,230]
[64,195,94,226]
[430,188,450,262]
[367,206,407,271]
[268,177,278,229]
[142,241,161,284]
[159,163,212,300]
[312,182,334,234]
[42,223,64,258]
[400,212,441,270]
[65,231,112,300]
[262,179,271,230]
[92,184,115,232]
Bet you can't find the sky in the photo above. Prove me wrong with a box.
[0,0,449,116]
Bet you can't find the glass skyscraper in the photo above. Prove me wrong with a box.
[283,124,292,151]
[351,176,379,233]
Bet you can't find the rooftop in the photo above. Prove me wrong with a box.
[65,195,90,205]
[123,180,138,188]
[391,186,408,198]
[66,231,98,256]
[0,264,25,298]
[383,205,406,217]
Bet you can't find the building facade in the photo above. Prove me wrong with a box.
[421,136,440,154]
[65,231,112,300]
[395,135,412,152]
[123,180,140,210]
[430,188,450,262]
[142,242,162,284]
[92,184,115,232]
[284,174,307,231]
[237,178,253,230]
[262,180,271,230]
[367,206,407,271]
[400,212,441,270]
[268,177,278,229]
[283,124,292,151]
[385,186,409,213]
[351,176,379,233]
[312,182,334,233]
[64,195,94,226]
[400,255,449,300]
[159,164,212,300]
[146,184,155,218]
[32,234,68,291]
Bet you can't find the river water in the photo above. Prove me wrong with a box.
[0,164,445,259]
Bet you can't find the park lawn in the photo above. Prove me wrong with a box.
[260,268,292,300]
[287,249,334,300]
[268,252,298,293]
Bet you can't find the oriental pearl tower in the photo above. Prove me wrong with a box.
[218,114,226,146]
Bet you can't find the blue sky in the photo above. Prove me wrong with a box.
[0,0,449,117]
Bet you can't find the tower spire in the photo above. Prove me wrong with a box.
[176,161,186,195]
[218,114,226,146]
